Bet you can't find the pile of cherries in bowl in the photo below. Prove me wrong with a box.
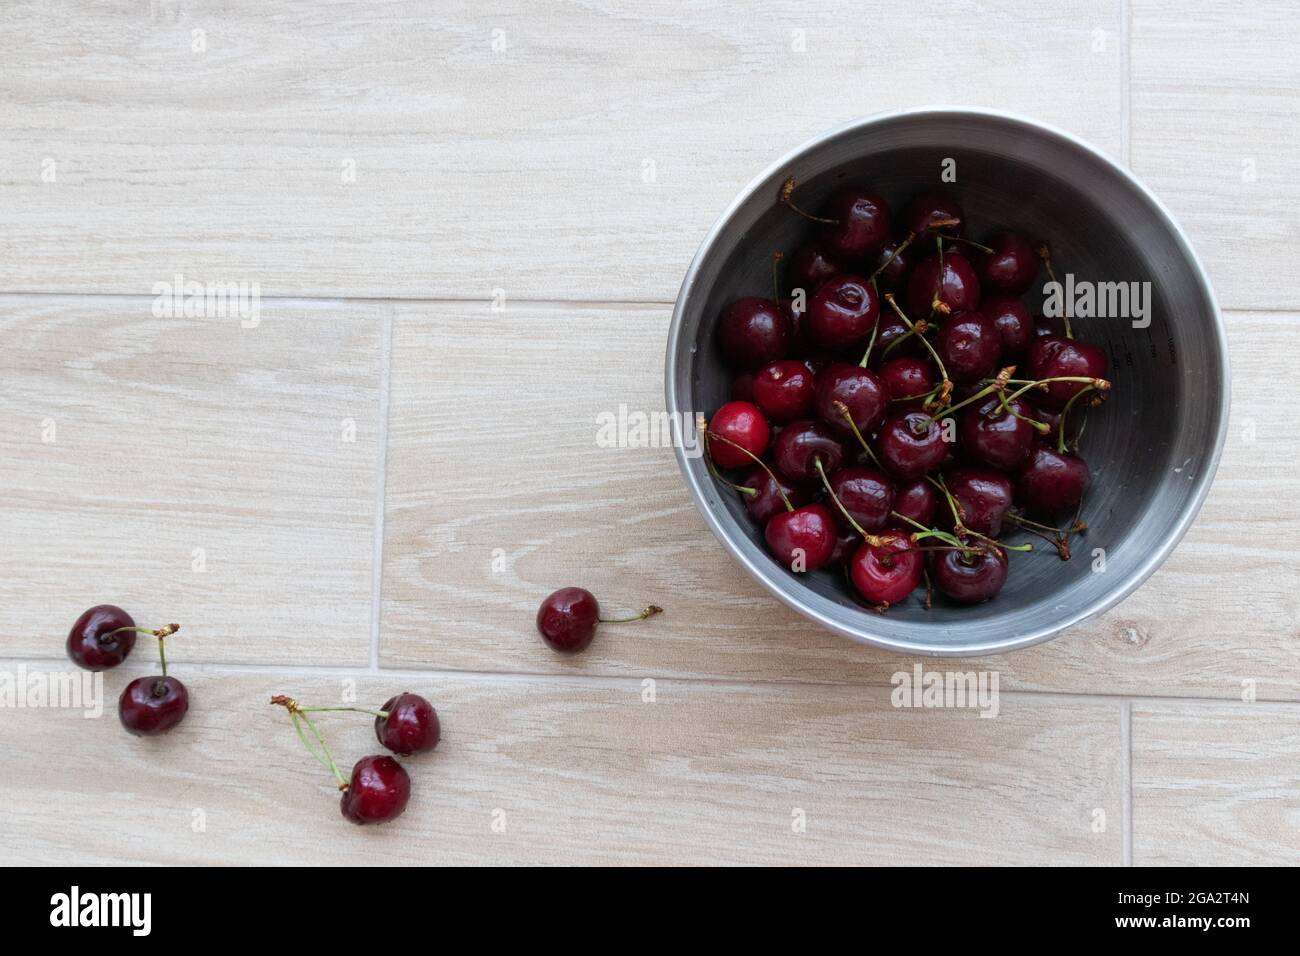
[704,179,1112,609]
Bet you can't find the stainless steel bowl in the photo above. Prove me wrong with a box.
[666,107,1230,656]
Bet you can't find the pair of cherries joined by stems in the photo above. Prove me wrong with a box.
[710,179,1113,609]
[67,604,188,735]
[271,692,440,825]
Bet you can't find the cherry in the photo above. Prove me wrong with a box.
[376,693,440,756]
[871,236,913,290]
[959,394,1037,471]
[730,373,756,403]
[930,546,1009,604]
[935,310,1001,384]
[706,401,770,469]
[1026,335,1110,411]
[878,356,934,410]
[340,755,411,825]
[741,466,806,523]
[906,249,981,318]
[817,188,892,260]
[535,587,662,653]
[983,295,1034,358]
[752,360,815,423]
[872,311,922,359]
[902,192,964,241]
[119,676,189,736]
[786,242,841,295]
[849,529,923,607]
[829,526,862,565]
[1034,314,1068,339]
[765,503,837,572]
[825,466,895,531]
[772,419,846,483]
[805,275,880,352]
[877,411,948,479]
[718,297,791,370]
[67,605,142,671]
[1017,446,1090,515]
[944,466,1014,537]
[977,230,1038,294]
[814,363,888,437]
[893,478,937,526]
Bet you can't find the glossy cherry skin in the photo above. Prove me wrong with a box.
[829,527,862,566]
[1017,446,1090,515]
[772,419,846,484]
[536,587,600,652]
[936,309,1002,384]
[1026,335,1109,411]
[877,411,949,480]
[893,478,937,527]
[118,676,189,736]
[67,604,136,671]
[707,401,770,469]
[871,237,912,290]
[340,755,411,825]
[872,312,921,358]
[902,192,964,241]
[814,363,888,437]
[741,466,806,524]
[906,250,981,318]
[826,466,895,531]
[849,529,923,606]
[765,504,837,572]
[752,360,816,423]
[717,297,791,371]
[983,295,1034,358]
[879,356,934,410]
[376,693,440,756]
[944,466,1014,537]
[960,394,1036,471]
[978,230,1038,294]
[930,546,1008,604]
[819,188,891,260]
[805,275,880,352]
[787,242,841,295]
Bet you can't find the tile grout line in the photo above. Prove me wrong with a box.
[367,307,395,673]
[1121,699,1133,865]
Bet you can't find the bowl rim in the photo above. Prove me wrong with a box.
[665,105,1232,657]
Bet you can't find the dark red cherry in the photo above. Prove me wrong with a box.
[1034,314,1068,339]
[982,295,1034,358]
[936,309,1001,384]
[960,394,1036,471]
[906,250,981,318]
[977,230,1038,294]
[1026,335,1109,411]
[772,419,846,484]
[118,676,189,736]
[877,411,949,480]
[740,466,806,524]
[340,755,411,825]
[879,356,935,410]
[814,363,888,437]
[849,529,923,606]
[873,311,921,358]
[944,466,1014,537]
[819,188,891,260]
[765,503,837,572]
[1017,446,1090,515]
[730,373,756,403]
[67,604,136,671]
[752,360,816,423]
[1031,406,1084,447]
[717,297,791,370]
[535,587,599,652]
[826,466,895,531]
[829,527,862,565]
[376,693,440,756]
[805,275,880,352]
[871,237,912,290]
[707,401,770,469]
[786,242,842,295]
[893,478,937,527]
[902,192,964,241]
[930,546,1009,604]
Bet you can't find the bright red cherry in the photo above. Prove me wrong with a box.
[67,604,136,671]
[1017,446,1090,515]
[983,295,1034,358]
[765,503,837,572]
[376,693,440,756]
[960,394,1036,471]
[825,466,895,531]
[119,676,189,736]
[1027,335,1110,411]
[930,546,1009,604]
[814,363,888,437]
[805,275,880,352]
[707,401,770,469]
[849,529,923,606]
[944,466,1014,537]
[717,297,791,370]
[906,250,981,318]
[977,230,1038,294]
[740,466,806,524]
[877,411,948,480]
[752,360,816,423]
[772,419,846,484]
[936,309,1001,384]
[340,755,411,825]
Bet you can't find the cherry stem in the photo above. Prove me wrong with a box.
[883,293,951,404]
[1055,385,1096,453]
[703,445,759,498]
[857,316,881,368]
[771,251,784,301]
[832,400,885,470]
[814,457,882,545]
[868,232,915,282]
[879,318,929,361]
[778,176,838,224]
[271,696,349,790]
[1038,242,1072,339]
[1005,514,1071,560]
[1003,375,1111,407]
[296,706,390,720]
[925,474,1029,555]
[599,606,664,624]
[942,234,994,255]
[930,235,949,317]
[704,425,792,511]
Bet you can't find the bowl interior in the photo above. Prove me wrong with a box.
[670,110,1227,654]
